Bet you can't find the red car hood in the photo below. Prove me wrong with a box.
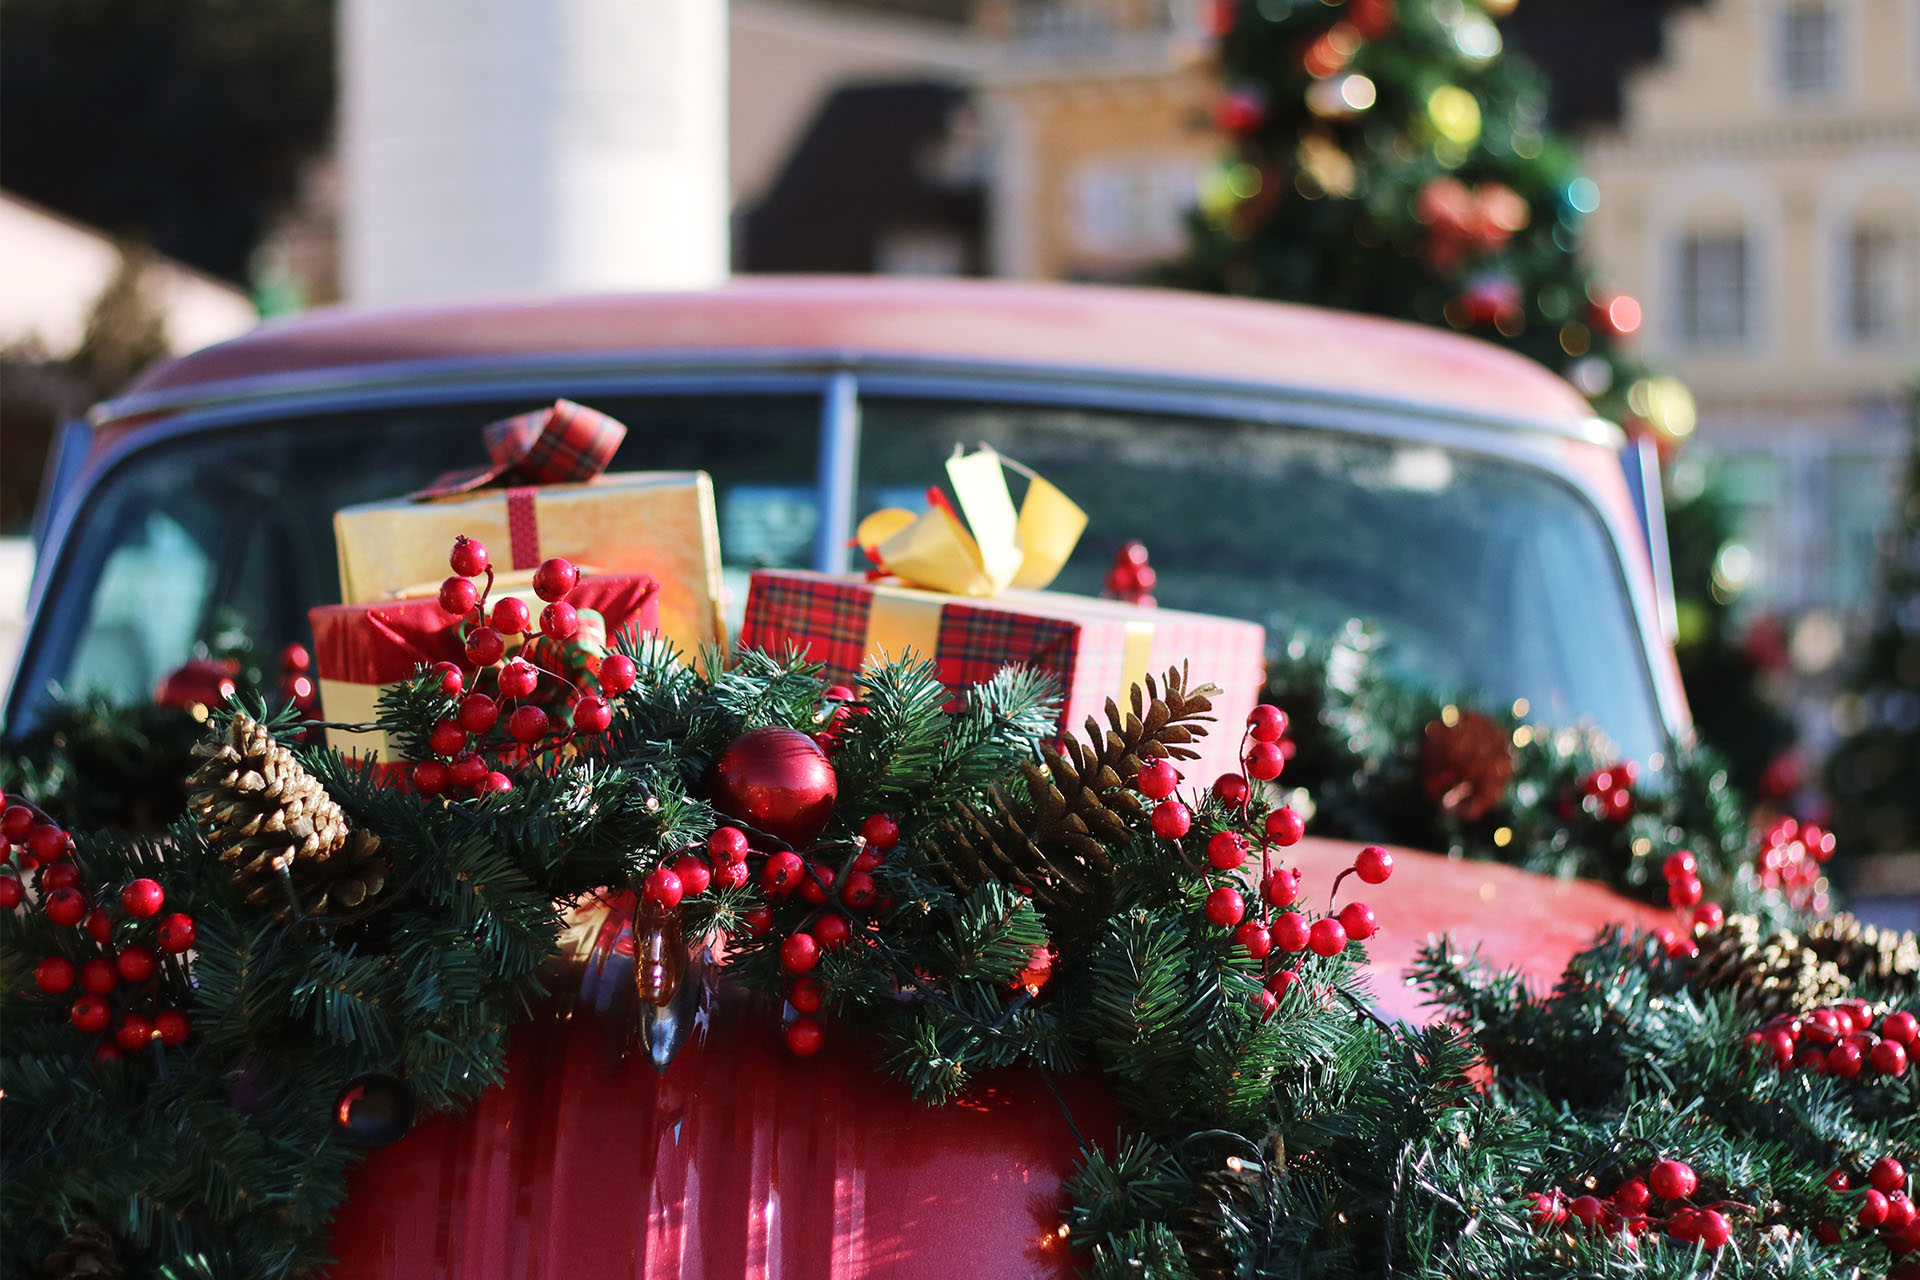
[330,842,1668,1278]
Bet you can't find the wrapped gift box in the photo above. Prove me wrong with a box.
[310,574,660,762]
[740,570,1266,781]
[333,472,723,658]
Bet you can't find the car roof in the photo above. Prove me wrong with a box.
[111,276,1599,433]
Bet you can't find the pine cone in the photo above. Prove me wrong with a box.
[1170,1133,1282,1280]
[43,1222,120,1278]
[1805,915,1919,994]
[935,667,1219,925]
[1686,914,1851,1018]
[1417,709,1513,821]
[188,714,386,920]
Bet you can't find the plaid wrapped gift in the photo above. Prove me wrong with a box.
[740,570,1266,781]
[309,573,660,763]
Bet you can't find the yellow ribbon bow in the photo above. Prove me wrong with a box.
[854,447,1089,597]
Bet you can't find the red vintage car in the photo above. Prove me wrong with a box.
[10,278,1684,1277]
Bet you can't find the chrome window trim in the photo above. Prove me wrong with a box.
[16,359,1679,749]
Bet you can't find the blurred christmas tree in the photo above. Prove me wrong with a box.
[1827,390,1920,855]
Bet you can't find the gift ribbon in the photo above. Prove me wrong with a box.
[411,399,628,500]
[505,487,541,570]
[855,447,1088,597]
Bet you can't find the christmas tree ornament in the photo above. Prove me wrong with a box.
[1204,886,1246,928]
[859,813,900,852]
[1245,742,1284,780]
[710,727,839,848]
[187,713,386,920]
[448,754,487,790]
[1336,902,1376,940]
[780,931,821,974]
[1417,710,1513,820]
[813,913,852,949]
[333,1072,417,1147]
[153,658,240,713]
[1354,846,1392,884]
[1273,912,1310,952]
[412,760,448,796]
[476,771,512,797]
[1213,773,1251,807]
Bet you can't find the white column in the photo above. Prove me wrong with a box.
[341,0,728,305]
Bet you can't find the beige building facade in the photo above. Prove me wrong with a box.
[1583,0,1920,622]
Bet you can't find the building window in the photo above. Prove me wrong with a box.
[1070,160,1199,262]
[1677,230,1750,346]
[1847,224,1919,342]
[1781,1,1840,95]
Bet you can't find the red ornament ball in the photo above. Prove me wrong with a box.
[1648,1159,1697,1201]
[1355,845,1393,884]
[1233,919,1272,959]
[464,626,506,668]
[1308,917,1348,957]
[1247,704,1288,743]
[71,995,111,1033]
[790,977,824,1014]
[762,850,806,896]
[45,887,87,927]
[1872,1039,1910,1077]
[1213,773,1251,807]
[0,874,20,910]
[429,719,467,758]
[1265,806,1305,846]
[449,536,489,578]
[780,931,821,974]
[1203,886,1245,928]
[1206,830,1248,870]
[642,867,684,909]
[599,653,638,697]
[1136,759,1179,800]
[711,727,839,848]
[1336,901,1377,941]
[860,813,901,852]
[157,913,196,953]
[786,1016,825,1057]
[1151,800,1192,840]
[508,705,551,745]
[155,1009,191,1047]
[115,945,158,984]
[708,826,751,864]
[540,601,580,641]
[34,955,76,993]
[532,557,579,602]
[813,913,852,950]
[573,695,612,735]
[458,694,499,735]
[1245,742,1285,781]
[490,596,531,636]
[498,659,539,700]
[115,1014,156,1052]
[438,576,478,617]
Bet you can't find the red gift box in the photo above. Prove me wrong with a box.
[739,570,1265,781]
[310,574,660,762]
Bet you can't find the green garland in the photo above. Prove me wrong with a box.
[3,642,1911,1278]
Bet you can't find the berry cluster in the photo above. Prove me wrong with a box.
[1575,761,1637,824]
[1144,703,1389,1018]
[1747,1002,1915,1080]
[1754,815,1834,914]
[1102,541,1156,606]
[1530,1158,1735,1252]
[1821,1158,1920,1268]
[413,536,634,799]
[3,797,195,1060]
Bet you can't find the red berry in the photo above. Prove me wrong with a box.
[1613,1179,1651,1214]
[1204,886,1245,928]
[1883,1011,1919,1047]
[762,850,805,897]
[498,659,539,700]
[92,1044,122,1065]
[449,535,489,578]
[34,955,76,993]
[1247,704,1288,743]
[508,705,551,744]
[71,995,110,1033]
[1151,800,1191,840]
[1873,1158,1909,1194]
[115,1014,155,1052]
[1568,1195,1605,1227]
[598,653,638,697]
[708,827,750,864]
[1648,1159,1697,1201]
[1691,902,1724,931]
[1213,773,1251,807]
[1826,1167,1852,1191]
[790,977,825,1013]
[0,874,20,910]
[841,871,878,911]
[156,913,196,954]
[860,813,901,852]
[1266,968,1298,997]
[573,695,612,734]
[429,719,467,757]
[27,824,70,865]
[742,906,773,937]
[1662,850,1697,882]
[667,855,709,897]
[45,887,86,927]
[813,914,852,950]
[1272,912,1310,952]
[1794,1046,1828,1074]
[458,694,499,734]
[1666,874,1702,909]
[1762,1027,1795,1066]
[464,627,506,667]
[1828,1040,1865,1078]
[780,932,821,974]
[642,867,683,909]
[1233,919,1273,958]
[1207,831,1248,870]
[1694,1209,1730,1249]
[711,861,750,891]
[431,661,464,697]
[1308,917,1348,957]
[786,1017,825,1057]
[1355,846,1393,884]
[798,863,832,905]
[1887,1191,1917,1230]
[1262,869,1300,908]
[155,1009,190,1046]
[1251,988,1279,1019]
[1245,742,1285,781]
[448,754,488,790]
[80,957,117,994]
[532,557,579,602]
[413,760,449,796]
[540,601,580,641]
[1864,1190,1892,1227]
[438,576,478,617]
[1264,806,1305,845]
[1871,1039,1910,1077]
[1530,1191,1568,1227]
[2,804,36,842]
[85,908,113,945]
[1667,1208,1700,1242]
[115,945,158,984]
[490,596,531,635]
[39,861,79,893]
[1136,759,1179,800]
[1337,901,1377,941]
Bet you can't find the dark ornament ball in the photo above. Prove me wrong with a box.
[334,1071,417,1148]
[710,726,839,848]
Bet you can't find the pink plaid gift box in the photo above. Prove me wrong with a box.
[740,570,1266,781]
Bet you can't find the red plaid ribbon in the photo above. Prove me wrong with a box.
[411,399,627,499]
